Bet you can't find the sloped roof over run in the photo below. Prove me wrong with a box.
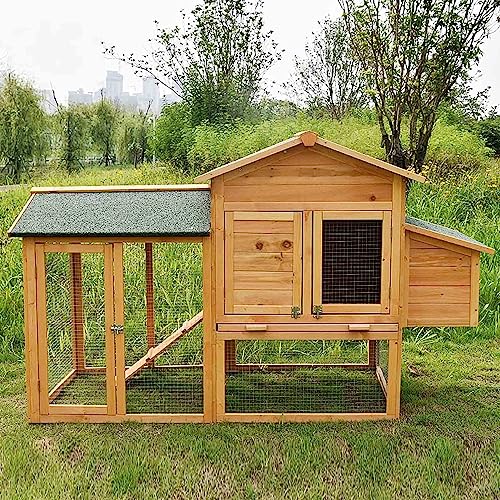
[194,131,426,183]
[405,216,494,254]
[8,185,211,237]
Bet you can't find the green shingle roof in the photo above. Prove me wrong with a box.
[9,190,211,237]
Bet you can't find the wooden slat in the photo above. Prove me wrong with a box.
[48,404,107,415]
[409,248,471,267]
[233,211,294,221]
[104,244,116,416]
[35,236,205,244]
[470,252,480,326]
[222,413,391,422]
[408,286,470,304]
[113,243,126,415]
[233,220,294,234]
[312,211,322,310]
[224,184,393,203]
[217,330,399,341]
[23,239,40,422]
[400,233,410,327]
[386,337,401,417]
[225,202,393,211]
[216,323,399,332]
[390,175,404,318]
[215,339,225,420]
[407,304,470,326]
[302,211,313,319]
[233,233,295,253]
[218,313,399,324]
[233,252,293,271]
[293,212,303,311]
[70,254,85,372]
[43,243,105,253]
[31,184,210,193]
[124,311,203,380]
[224,213,235,313]
[233,271,293,289]
[381,210,392,313]
[409,267,471,286]
[233,289,293,306]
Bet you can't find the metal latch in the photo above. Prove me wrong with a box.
[291,306,301,319]
[313,305,323,320]
[111,324,124,334]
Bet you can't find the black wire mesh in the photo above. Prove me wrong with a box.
[225,339,388,414]
[322,220,382,304]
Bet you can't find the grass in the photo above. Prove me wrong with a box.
[0,160,498,498]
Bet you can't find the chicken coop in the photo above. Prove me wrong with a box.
[9,131,494,423]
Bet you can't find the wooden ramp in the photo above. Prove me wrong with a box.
[125,311,203,381]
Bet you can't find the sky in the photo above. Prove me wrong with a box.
[1,0,499,109]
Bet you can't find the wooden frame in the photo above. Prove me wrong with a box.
[312,210,391,314]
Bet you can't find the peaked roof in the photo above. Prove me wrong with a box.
[405,216,494,254]
[194,131,426,183]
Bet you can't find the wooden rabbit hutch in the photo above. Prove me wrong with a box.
[9,131,494,423]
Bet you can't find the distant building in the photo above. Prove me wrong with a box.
[105,70,123,103]
[68,88,93,106]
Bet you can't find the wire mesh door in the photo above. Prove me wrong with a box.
[118,242,204,415]
[36,243,115,415]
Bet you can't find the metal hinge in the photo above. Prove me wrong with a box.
[291,306,301,319]
[111,324,124,334]
[313,305,323,320]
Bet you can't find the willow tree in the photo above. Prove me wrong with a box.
[90,96,120,166]
[0,74,48,182]
[340,0,500,172]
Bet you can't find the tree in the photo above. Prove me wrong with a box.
[90,94,120,166]
[53,98,90,172]
[117,105,152,166]
[0,74,48,182]
[104,0,281,125]
[339,0,500,172]
[289,17,367,119]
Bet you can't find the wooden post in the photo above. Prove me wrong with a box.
[386,329,403,418]
[70,253,85,373]
[215,338,225,421]
[23,238,40,422]
[224,340,237,373]
[113,243,126,415]
[145,243,155,354]
[368,340,378,369]
[104,244,117,416]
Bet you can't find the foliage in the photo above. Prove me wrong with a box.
[90,96,120,166]
[105,0,281,126]
[288,17,367,119]
[53,104,90,173]
[478,114,500,156]
[339,0,500,173]
[117,110,152,166]
[0,74,49,183]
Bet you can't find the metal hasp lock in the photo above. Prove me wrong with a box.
[291,306,301,319]
[313,305,323,320]
[111,324,124,334]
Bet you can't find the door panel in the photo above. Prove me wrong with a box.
[225,211,303,315]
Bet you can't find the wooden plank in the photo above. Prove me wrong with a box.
[217,330,399,341]
[225,202,393,211]
[36,236,205,244]
[381,210,392,314]
[43,243,105,253]
[390,176,404,319]
[293,212,303,312]
[312,211,322,310]
[70,254,85,372]
[217,313,399,324]
[376,366,387,397]
[31,184,210,193]
[224,184,393,203]
[408,286,471,304]
[470,252,480,326]
[202,237,215,422]
[48,405,107,415]
[22,238,40,422]
[233,211,294,221]
[233,252,293,271]
[409,248,471,267]
[145,243,155,352]
[113,243,126,415]
[409,267,471,286]
[233,305,292,315]
[323,210,384,220]
[104,244,116,416]
[302,211,313,319]
[405,223,494,255]
[221,413,391,423]
[233,289,293,306]
[35,244,49,416]
[233,271,293,289]
[39,413,205,423]
[224,213,235,313]
[233,233,295,253]
[217,324,399,333]
[233,220,294,234]
[215,339,225,420]
[213,177,225,322]
[386,337,401,417]
[124,311,204,380]
[407,304,470,326]
[400,233,410,327]
[48,370,77,402]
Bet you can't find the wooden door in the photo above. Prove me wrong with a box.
[224,211,303,315]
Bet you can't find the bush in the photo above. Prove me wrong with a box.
[478,116,500,156]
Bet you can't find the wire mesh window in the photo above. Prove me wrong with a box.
[322,220,382,304]
[44,251,107,406]
[224,339,389,414]
[123,242,204,414]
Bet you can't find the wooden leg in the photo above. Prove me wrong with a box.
[70,253,85,373]
[113,243,126,415]
[215,339,225,421]
[225,340,237,373]
[386,332,402,418]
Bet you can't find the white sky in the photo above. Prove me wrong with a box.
[1,0,499,108]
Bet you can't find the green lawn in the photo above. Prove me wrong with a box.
[0,161,499,498]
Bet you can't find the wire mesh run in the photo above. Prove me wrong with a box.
[123,242,204,414]
[45,251,107,406]
[225,339,389,414]
[322,220,382,304]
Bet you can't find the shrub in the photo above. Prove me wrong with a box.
[478,116,500,156]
